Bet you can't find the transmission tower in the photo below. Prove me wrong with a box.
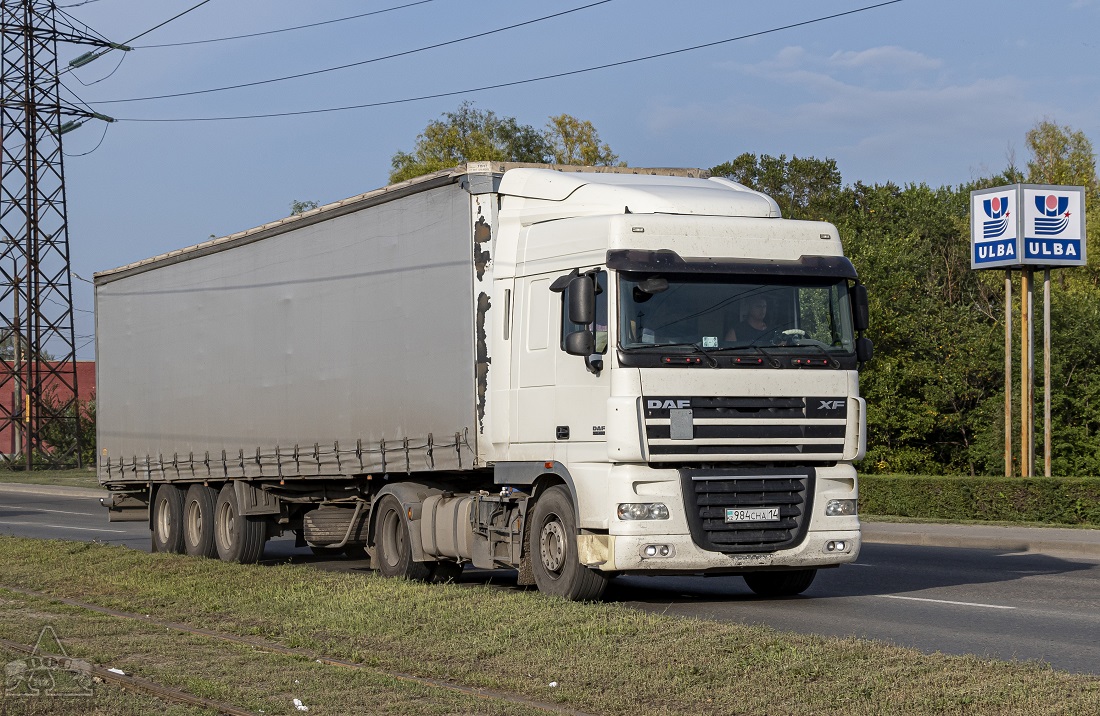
[0,1,114,468]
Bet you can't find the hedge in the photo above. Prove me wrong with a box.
[857,475,1100,526]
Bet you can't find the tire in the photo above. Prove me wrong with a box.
[151,485,185,554]
[373,495,432,581]
[429,560,464,584]
[182,484,219,558]
[529,485,608,601]
[213,483,267,564]
[743,569,817,597]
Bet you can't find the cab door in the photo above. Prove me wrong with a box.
[553,270,611,445]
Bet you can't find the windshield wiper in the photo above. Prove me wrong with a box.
[627,341,719,367]
[789,340,841,368]
[706,343,782,367]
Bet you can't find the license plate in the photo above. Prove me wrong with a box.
[725,507,780,523]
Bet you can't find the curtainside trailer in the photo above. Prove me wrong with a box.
[97,162,872,600]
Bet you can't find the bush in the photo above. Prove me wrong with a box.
[858,474,1100,525]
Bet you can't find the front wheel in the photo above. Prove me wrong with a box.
[743,569,817,597]
[528,485,608,601]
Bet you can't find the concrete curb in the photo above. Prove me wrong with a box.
[0,483,107,499]
[862,521,1100,560]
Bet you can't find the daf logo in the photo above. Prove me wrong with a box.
[818,400,845,410]
[648,399,691,410]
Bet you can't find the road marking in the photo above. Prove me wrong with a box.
[849,563,876,567]
[880,594,1016,610]
[0,505,96,517]
[0,520,127,534]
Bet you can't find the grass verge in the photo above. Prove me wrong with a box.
[0,536,1098,715]
[0,590,542,715]
[0,469,101,491]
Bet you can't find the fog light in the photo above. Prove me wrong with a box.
[835,540,846,551]
[825,499,857,517]
[617,502,670,520]
[824,540,850,554]
[640,544,674,558]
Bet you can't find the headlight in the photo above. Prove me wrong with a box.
[617,503,670,520]
[825,499,857,517]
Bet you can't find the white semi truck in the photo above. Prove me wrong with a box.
[96,163,871,600]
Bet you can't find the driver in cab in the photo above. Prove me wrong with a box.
[726,295,769,343]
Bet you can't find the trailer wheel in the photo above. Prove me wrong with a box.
[373,495,431,581]
[151,485,185,554]
[213,484,266,564]
[182,484,219,558]
[743,569,817,597]
[529,485,608,601]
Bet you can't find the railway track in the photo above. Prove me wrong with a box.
[0,633,258,715]
[0,584,594,716]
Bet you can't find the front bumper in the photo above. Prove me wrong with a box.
[589,528,860,573]
[575,462,861,573]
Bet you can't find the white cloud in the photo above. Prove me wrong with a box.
[828,46,942,72]
[643,45,1056,184]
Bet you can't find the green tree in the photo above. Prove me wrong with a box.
[1026,120,1098,190]
[710,153,841,220]
[290,199,319,215]
[389,102,623,183]
[545,114,621,166]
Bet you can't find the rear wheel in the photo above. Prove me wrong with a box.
[152,485,185,554]
[183,484,218,558]
[743,569,817,597]
[373,495,432,581]
[213,484,266,564]
[529,485,608,601]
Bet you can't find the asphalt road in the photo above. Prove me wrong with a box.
[2,489,1098,674]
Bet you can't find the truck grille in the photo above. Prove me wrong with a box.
[644,396,847,462]
[680,468,814,553]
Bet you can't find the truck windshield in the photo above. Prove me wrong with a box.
[618,273,856,353]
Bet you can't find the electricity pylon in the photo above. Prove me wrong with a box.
[0,1,116,468]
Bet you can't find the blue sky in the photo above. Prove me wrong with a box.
[54,0,1099,356]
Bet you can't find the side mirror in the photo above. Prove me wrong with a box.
[851,284,869,332]
[568,276,595,325]
[564,331,595,356]
[856,337,874,363]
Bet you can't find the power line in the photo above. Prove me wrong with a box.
[133,0,440,49]
[59,0,217,78]
[125,0,215,45]
[94,0,614,105]
[112,0,904,123]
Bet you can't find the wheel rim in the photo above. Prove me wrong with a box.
[539,515,566,575]
[155,497,171,542]
[380,508,403,568]
[216,500,236,550]
[185,500,202,546]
